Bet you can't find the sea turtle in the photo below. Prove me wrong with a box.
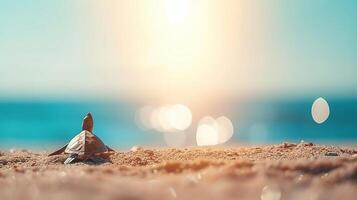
[48,113,115,164]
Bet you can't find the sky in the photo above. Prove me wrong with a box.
[0,0,356,102]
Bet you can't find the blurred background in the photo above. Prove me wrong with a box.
[0,0,356,149]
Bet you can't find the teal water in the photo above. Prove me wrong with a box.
[233,98,357,144]
[0,101,161,150]
[0,98,356,150]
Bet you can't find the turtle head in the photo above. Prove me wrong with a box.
[82,113,94,132]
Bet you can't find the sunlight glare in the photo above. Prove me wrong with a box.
[165,0,188,24]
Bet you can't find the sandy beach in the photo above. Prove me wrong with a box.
[0,142,356,200]
[1,1,357,199]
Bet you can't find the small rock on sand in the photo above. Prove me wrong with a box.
[325,152,339,156]
[130,145,143,152]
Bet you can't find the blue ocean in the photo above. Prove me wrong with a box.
[0,98,356,150]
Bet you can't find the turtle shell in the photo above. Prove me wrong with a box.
[65,130,108,157]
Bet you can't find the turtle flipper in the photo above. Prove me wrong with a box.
[48,144,68,156]
[106,145,115,152]
[64,154,78,164]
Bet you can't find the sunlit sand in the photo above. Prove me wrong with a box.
[0,142,356,200]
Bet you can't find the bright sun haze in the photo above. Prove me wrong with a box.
[0,0,356,102]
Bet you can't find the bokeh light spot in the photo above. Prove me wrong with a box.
[135,106,154,130]
[196,124,219,146]
[196,115,234,146]
[311,97,330,124]
[216,116,234,143]
[137,104,192,133]
[168,104,192,131]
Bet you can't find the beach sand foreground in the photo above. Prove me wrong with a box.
[0,142,356,200]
